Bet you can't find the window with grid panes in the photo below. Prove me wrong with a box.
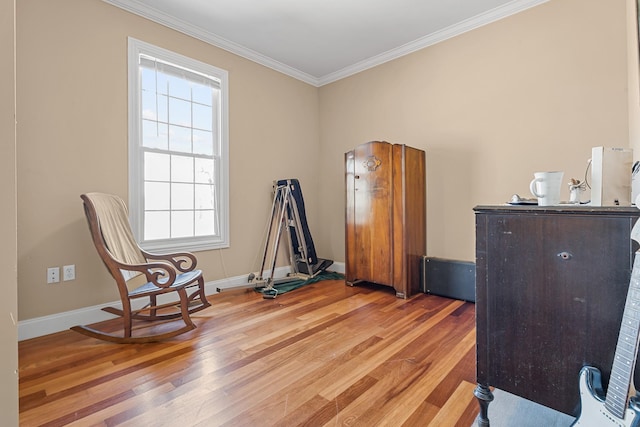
[128,38,229,252]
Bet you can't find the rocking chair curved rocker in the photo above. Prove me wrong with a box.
[72,192,211,343]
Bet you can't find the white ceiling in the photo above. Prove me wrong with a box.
[103,0,548,86]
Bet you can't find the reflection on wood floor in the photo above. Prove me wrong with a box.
[19,279,479,426]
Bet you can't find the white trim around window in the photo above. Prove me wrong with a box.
[128,37,229,253]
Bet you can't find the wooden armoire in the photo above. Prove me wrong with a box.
[345,141,426,298]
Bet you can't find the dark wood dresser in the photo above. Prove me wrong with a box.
[473,205,640,426]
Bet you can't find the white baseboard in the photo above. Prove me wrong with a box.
[18,262,345,341]
[330,262,345,274]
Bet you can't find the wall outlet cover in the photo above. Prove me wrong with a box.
[47,267,60,284]
[63,264,75,281]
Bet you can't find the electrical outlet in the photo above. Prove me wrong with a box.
[47,267,60,284]
[63,264,75,281]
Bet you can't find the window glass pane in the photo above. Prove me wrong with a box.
[193,130,213,156]
[145,211,170,240]
[193,104,212,131]
[144,152,170,181]
[158,94,168,123]
[195,210,216,236]
[168,75,190,100]
[171,183,193,210]
[169,97,191,127]
[145,182,170,210]
[192,83,212,106]
[194,158,215,184]
[169,125,191,153]
[195,184,214,209]
[171,211,193,238]
[141,90,157,120]
[157,71,170,95]
[142,120,168,150]
[171,155,193,183]
[141,67,156,92]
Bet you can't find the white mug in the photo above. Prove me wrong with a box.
[530,171,564,206]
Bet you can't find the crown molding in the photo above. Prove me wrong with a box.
[102,0,548,87]
[317,0,550,86]
[102,0,321,85]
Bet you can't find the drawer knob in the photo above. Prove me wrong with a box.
[558,251,572,260]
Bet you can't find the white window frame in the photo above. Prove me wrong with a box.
[128,37,229,252]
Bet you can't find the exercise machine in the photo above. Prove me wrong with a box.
[217,179,333,298]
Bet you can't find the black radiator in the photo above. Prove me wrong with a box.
[421,257,475,302]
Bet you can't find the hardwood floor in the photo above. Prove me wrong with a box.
[19,279,479,426]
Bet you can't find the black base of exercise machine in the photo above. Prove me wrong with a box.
[218,179,333,298]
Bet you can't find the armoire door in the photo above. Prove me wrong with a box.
[345,141,394,285]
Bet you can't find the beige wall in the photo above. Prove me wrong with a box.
[15,0,637,325]
[16,0,320,319]
[628,0,640,155]
[1,0,19,423]
[318,0,631,262]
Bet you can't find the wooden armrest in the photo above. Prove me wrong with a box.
[142,250,198,273]
[115,261,178,288]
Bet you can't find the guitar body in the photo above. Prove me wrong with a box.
[572,366,640,427]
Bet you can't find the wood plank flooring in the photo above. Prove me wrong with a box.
[19,279,479,426]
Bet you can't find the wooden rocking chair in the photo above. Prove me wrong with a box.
[72,192,211,343]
